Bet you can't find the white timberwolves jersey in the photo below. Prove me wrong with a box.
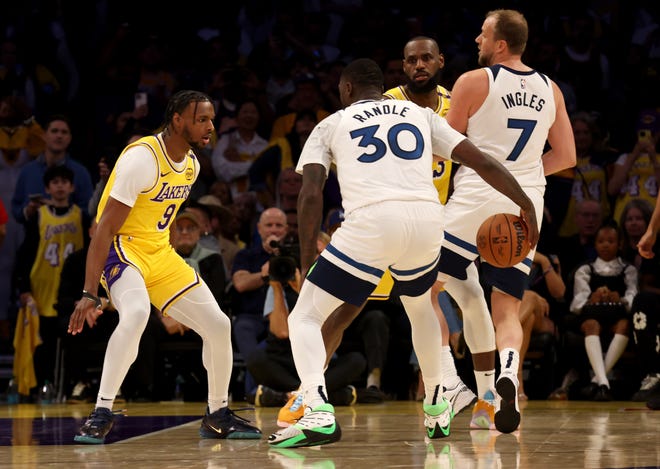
[297,99,465,215]
[455,65,556,189]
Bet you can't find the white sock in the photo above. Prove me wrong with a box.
[441,345,461,389]
[604,334,629,373]
[424,383,444,407]
[474,370,496,399]
[367,369,381,389]
[585,335,609,386]
[499,348,519,377]
[208,399,227,414]
[304,385,329,409]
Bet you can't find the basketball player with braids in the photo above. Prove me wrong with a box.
[68,90,262,444]
[436,10,576,433]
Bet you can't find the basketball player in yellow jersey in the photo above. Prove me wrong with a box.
[384,36,477,415]
[383,36,452,204]
[68,90,261,444]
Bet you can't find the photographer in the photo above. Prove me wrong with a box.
[246,232,365,407]
[231,207,288,401]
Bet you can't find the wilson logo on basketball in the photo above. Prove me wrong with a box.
[512,220,526,257]
[477,213,531,268]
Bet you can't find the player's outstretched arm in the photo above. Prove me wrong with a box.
[638,192,660,259]
[68,197,131,334]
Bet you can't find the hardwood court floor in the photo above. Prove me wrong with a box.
[0,399,658,468]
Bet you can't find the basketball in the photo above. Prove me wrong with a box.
[476,213,531,267]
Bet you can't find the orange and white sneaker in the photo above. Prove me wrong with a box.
[277,392,304,428]
[470,390,496,430]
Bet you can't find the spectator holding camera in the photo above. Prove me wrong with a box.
[231,207,288,400]
[607,110,660,224]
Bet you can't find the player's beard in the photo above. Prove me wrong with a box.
[189,140,205,154]
[478,50,492,67]
[406,71,441,94]
[183,128,206,154]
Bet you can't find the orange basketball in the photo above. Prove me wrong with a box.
[476,213,531,267]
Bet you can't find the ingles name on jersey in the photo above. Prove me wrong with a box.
[151,183,192,202]
[500,92,545,111]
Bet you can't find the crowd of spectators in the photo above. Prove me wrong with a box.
[1,1,659,403]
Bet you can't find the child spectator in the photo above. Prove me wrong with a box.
[14,165,88,396]
[569,222,638,401]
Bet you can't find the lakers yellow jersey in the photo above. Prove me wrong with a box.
[612,152,658,223]
[30,205,83,317]
[384,85,453,204]
[97,135,198,251]
[558,157,611,237]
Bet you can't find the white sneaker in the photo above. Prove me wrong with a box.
[632,373,660,402]
[443,382,477,416]
[268,403,341,448]
[424,397,453,439]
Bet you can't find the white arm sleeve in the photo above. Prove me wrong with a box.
[109,146,158,207]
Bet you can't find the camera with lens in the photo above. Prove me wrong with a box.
[268,240,301,283]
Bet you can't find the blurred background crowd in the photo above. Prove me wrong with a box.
[0,1,659,406]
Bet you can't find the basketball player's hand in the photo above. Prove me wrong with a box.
[161,316,188,335]
[520,208,539,249]
[637,228,657,259]
[68,298,103,335]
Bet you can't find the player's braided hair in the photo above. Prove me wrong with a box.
[163,90,212,126]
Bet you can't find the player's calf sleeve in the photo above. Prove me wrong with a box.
[444,263,495,354]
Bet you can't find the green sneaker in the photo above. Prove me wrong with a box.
[269,447,336,469]
[268,403,341,448]
[424,397,453,439]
